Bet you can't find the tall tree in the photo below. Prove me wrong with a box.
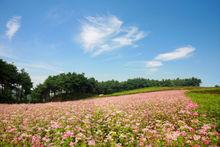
[0,59,32,103]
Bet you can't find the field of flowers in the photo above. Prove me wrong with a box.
[0,90,219,146]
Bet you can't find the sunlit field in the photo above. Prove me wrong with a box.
[0,90,219,146]
[1,0,220,146]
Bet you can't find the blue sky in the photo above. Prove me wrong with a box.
[0,0,220,86]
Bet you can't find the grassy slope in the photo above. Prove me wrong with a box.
[186,88,220,132]
[104,86,202,97]
[105,87,174,96]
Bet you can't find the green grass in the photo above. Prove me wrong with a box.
[104,86,203,97]
[186,88,220,132]
[104,87,176,96]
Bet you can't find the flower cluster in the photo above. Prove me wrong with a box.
[0,90,219,146]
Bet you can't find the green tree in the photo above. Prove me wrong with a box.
[0,59,32,103]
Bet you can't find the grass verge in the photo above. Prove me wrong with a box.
[104,86,202,97]
[186,88,220,132]
[105,87,174,96]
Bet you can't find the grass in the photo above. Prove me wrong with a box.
[105,87,175,96]
[104,86,202,97]
[186,88,220,132]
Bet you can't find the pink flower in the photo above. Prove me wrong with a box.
[186,102,198,110]
[193,135,201,141]
[88,139,95,146]
[42,137,50,142]
[69,141,75,146]
[22,119,29,126]
[199,129,207,135]
[63,131,74,139]
[51,121,60,129]
[31,135,41,145]
[181,131,187,137]
[188,127,195,133]
[201,124,211,131]
[166,131,180,141]
[193,112,198,116]
[16,137,22,142]
[203,140,210,145]
[8,128,16,132]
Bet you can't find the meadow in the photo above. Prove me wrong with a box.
[0,88,219,146]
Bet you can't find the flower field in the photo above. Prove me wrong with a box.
[0,90,219,146]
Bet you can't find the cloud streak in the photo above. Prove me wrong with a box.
[155,46,195,61]
[5,16,21,40]
[146,46,195,70]
[79,15,145,56]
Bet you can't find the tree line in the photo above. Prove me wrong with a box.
[31,74,201,103]
[0,59,201,103]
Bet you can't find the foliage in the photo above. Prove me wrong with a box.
[0,59,32,103]
[31,73,98,102]
[32,75,202,102]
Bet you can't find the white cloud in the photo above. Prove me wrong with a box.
[5,16,21,40]
[79,15,145,56]
[155,46,195,61]
[146,60,163,68]
[146,46,196,70]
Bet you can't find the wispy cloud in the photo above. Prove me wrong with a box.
[5,16,21,40]
[155,46,195,61]
[78,15,145,56]
[146,45,196,70]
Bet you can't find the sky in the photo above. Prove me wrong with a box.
[0,0,220,87]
